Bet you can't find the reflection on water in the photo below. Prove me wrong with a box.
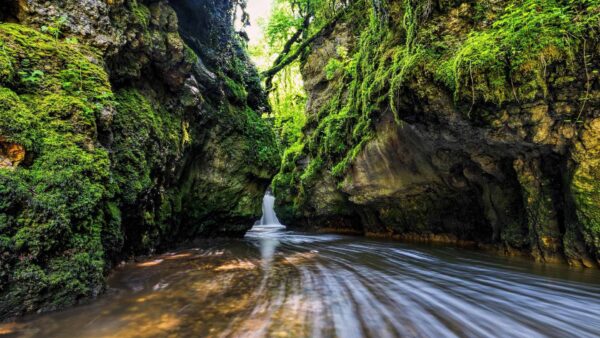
[247,225,283,271]
[2,227,600,338]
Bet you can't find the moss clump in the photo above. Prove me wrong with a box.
[0,41,14,83]
[238,106,280,169]
[272,140,305,207]
[572,172,600,255]
[0,23,113,317]
[438,0,599,104]
[130,0,151,28]
[0,88,39,148]
[571,119,600,257]
[223,75,249,103]
[112,89,183,204]
[109,88,189,252]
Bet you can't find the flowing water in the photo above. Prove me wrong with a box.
[2,201,600,337]
[257,191,282,227]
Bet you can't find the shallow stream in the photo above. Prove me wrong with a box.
[2,224,600,337]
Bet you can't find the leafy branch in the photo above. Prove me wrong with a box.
[261,4,350,91]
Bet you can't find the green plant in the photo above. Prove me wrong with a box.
[438,0,596,105]
[19,69,44,86]
[41,15,68,40]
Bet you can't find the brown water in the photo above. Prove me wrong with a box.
[2,225,600,338]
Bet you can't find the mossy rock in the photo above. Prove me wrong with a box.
[0,23,113,318]
[0,0,280,317]
[572,119,600,258]
[112,88,184,204]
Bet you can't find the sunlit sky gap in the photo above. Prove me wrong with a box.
[239,0,273,45]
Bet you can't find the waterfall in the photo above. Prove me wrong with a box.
[257,191,282,226]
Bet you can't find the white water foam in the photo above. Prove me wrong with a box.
[257,191,284,228]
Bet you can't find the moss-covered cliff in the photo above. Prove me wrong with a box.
[274,0,600,267]
[0,0,278,318]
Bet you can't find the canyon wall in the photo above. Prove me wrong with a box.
[0,0,278,318]
[274,0,600,267]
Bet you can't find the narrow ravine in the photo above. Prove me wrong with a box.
[2,196,599,337]
[1,0,600,335]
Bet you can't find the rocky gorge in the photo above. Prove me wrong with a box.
[0,0,599,326]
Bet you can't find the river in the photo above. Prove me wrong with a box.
[2,223,600,338]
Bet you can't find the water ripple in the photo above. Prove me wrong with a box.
[2,226,599,338]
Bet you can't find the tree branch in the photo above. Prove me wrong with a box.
[264,15,310,91]
[261,6,349,90]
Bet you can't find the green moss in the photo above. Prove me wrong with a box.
[45,252,105,307]
[0,23,113,317]
[274,1,412,212]
[273,0,600,221]
[112,89,182,204]
[0,88,39,148]
[184,45,199,64]
[437,0,597,105]
[101,202,123,263]
[0,0,281,316]
[514,159,563,259]
[106,88,191,254]
[239,106,280,168]
[2,262,49,314]
[0,41,14,82]
[0,24,112,98]
[571,122,600,256]
[130,0,151,28]
[223,75,249,103]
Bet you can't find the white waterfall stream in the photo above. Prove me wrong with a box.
[257,191,283,227]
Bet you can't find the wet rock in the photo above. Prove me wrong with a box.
[0,137,25,169]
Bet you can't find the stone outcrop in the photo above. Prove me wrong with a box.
[274,0,600,268]
[0,137,25,169]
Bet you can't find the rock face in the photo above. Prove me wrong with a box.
[0,0,278,318]
[0,137,25,169]
[274,0,600,267]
